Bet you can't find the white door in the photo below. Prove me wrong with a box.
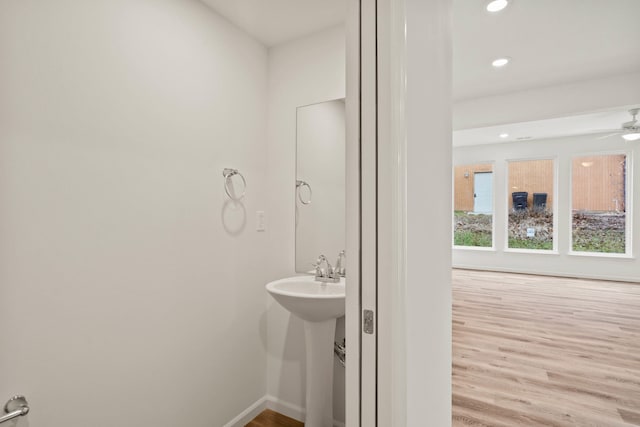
[360,0,377,423]
[365,0,453,425]
[474,172,493,214]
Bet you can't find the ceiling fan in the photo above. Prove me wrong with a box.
[598,108,640,141]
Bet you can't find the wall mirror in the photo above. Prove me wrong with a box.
[295,99,346,273]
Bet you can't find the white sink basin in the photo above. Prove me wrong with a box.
[266,276,345,322]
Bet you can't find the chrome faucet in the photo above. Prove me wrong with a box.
[314,254,340,283]
[335,250,346,277]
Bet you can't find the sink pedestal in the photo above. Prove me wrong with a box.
[303,318,336,427]
[265,276,345,427]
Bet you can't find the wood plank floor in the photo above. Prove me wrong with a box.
[453,269,640,427]
[245,409,304,427]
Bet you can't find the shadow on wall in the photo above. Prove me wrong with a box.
[280,316,306,403]
[221,199,246,236]
[333,316,346,422]
[263,300,346,423]
[221,170,248,235]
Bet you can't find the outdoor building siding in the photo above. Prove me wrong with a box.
[572,155,626,212]
[454,163,493,212]
[507,159,555,211]
[455,155,626,213]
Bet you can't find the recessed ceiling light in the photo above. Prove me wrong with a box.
[499,133,509,138]
[492,57,511,68]
[486,0,509,12]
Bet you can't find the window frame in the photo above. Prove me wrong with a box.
[503,156,559,254]
[452,160,496,251]
[568,150,634,258]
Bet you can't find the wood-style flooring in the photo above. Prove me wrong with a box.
[246,270,640,427]
[453,269,640,427]
[245,409,304,427]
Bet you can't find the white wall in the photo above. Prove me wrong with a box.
[0,1,270,426]
[453,72,640,130]
[402,0,454,424]
[266,25,346,422]
[454,133,640,283]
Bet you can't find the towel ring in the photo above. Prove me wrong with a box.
[223,168,246,200]
[296,180,312,205]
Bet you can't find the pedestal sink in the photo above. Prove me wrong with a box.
[266,276,345,427]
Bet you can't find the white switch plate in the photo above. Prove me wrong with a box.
[256,211,266,231]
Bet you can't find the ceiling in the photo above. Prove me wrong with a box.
[200,0,640,144]
[453,0,640,101]
[199,0,346,47]
[453,107,640,147]
[202,0,640,100]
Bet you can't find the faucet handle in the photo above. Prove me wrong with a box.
[311,261,323,275]
[335,250,346,276]
[313,254,340,282]
[313,255,328,276]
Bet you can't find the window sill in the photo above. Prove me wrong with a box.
[504,248,559,255]
[453,245,495,252]
[568,251,635,260]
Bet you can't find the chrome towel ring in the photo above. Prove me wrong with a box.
[223,168,246,200]
[296,180,312,205]
[1,396,29,425]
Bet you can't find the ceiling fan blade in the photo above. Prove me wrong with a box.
[596,132,621,140]
[584,127,618,133]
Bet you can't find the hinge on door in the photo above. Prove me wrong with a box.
[363,309,374,334]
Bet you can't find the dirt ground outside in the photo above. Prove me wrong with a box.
[454,212,492,247]
[454,210,625,253]
[572,212,626,253]
[508,210,554,250]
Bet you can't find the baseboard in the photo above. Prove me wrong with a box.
[453,264,640,284]
[265,396,345,427]
[226,394,345,427]
[222,396,268,427]
[264,395,305,422]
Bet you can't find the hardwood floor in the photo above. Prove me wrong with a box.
[453,269,640,427]
[245,409,304,427]
[246,270,639,426]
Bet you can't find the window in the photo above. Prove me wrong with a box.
[572,154,628,254]
[453,163,493,248]
[507,159,555,251]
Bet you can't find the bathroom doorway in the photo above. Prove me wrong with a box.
[0,1,357,426]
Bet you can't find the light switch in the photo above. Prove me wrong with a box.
[256,211,266,231]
